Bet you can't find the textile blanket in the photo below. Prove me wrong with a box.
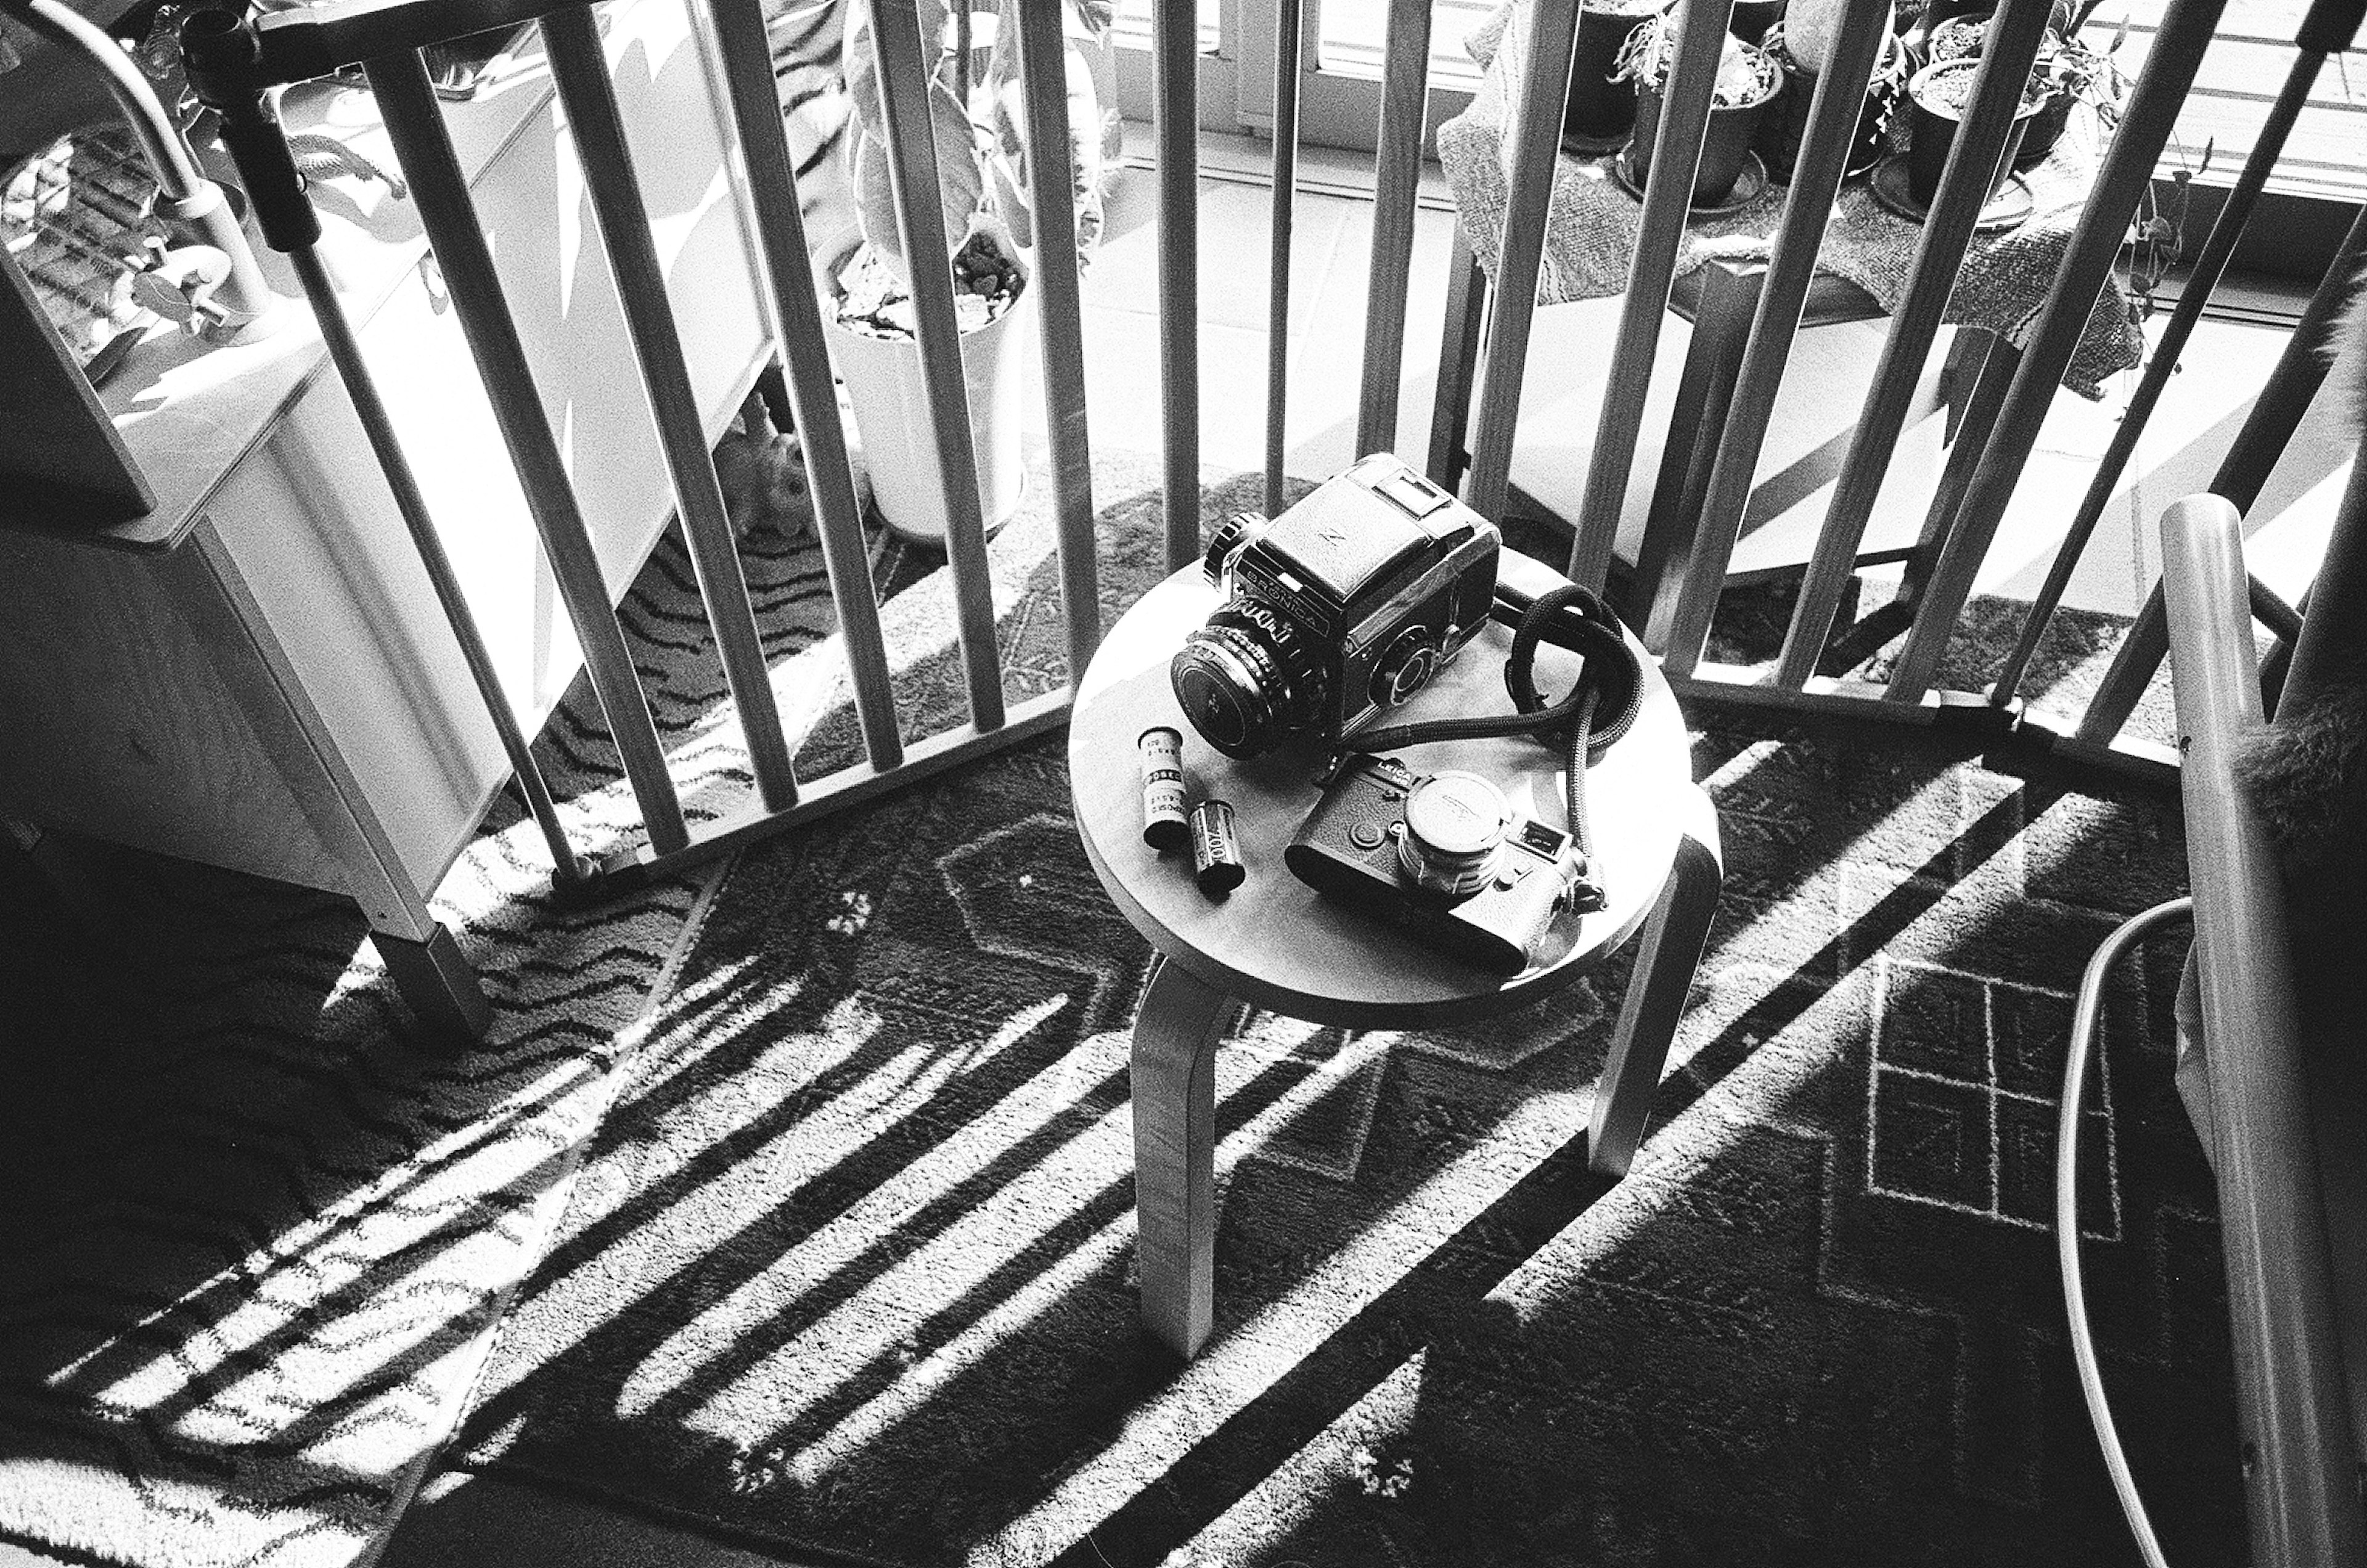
[1437,1,2146,397]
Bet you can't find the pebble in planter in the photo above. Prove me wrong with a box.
[1614,15,1783,206]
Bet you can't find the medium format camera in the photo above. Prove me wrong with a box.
[1169,454,1499,759]
[1285,754,1597,976]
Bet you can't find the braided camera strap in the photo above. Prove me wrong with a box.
[1349,584,1645,873]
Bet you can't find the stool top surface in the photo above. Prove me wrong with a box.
[1070,549,1695,1027]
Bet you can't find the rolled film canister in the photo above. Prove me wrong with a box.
[1138,726,1190,852]
[1189,798,1246,895]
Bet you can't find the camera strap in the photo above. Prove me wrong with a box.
[1346,583,1646,900]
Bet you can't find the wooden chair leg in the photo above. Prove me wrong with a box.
[1633,261,1764,640]
[1129,953,1236,1359]
[375,919,493,1046]
[1591,787,1722,1177]
[1427,226,1487,493]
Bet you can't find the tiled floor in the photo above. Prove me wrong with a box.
[9,131,2353,1568]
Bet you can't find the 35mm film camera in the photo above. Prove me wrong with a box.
[1286,755,1592,976]
[1169,455,1499,760]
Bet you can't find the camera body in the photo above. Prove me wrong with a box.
[1171,454,1500,759]
[1285,754,1593,976]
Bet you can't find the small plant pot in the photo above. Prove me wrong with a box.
[1563,0,1672,142]
[1727,0,1788,46]
[1903,57,2038,205]
[1754,28,1903,183]
[1921,13,1987,65]
[2013,75,2076,169]
[821,229,1033,547]
[1628,55,1781,205]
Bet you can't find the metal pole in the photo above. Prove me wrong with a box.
[179,11,583,882]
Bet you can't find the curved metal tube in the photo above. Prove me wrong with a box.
[4,0,277,333]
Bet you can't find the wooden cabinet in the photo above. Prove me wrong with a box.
[0,0,771,1013]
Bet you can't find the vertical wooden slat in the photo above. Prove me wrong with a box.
[865,0,1005,732]
[1989,41,2340,711]
[1264,0,1303,518]
[1627,259,1762,623]
[366,47,692,854]
[1357,0,1434,459]
[1770,0,2054,689]
[1463,0,1584,525]
[1014,0,1101,690]
[1900,332,2018,581]
[1564,0,1738,590]
[705,0,904,770]
[542,3,799,809]
[1155,0,1201,568]
[282,240,584,883]
[2077,202,2367,743]
[1425,226,1487,489]
[1881,0,2230,703]
[1650,0,1895,676]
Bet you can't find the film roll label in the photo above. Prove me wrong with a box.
[1189,798,1246,895]
[1138,726,1190,852]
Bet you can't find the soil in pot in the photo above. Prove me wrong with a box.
[1903,57,2035,202]
[1753,25,1903,183]
[1903,56,2040,204]
[1564,0,1671,142]
[1625,36,1783,204]
[825,229,1033,546]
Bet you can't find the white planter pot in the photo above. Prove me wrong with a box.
[822,231,1032,547]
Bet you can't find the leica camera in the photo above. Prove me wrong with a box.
[1285,754,1598,976]
[1169,454,1500,759]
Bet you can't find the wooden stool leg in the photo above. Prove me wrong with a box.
[1129,953,1235,1359]
[375,920,493,1047]
[1590,788,1723,1177]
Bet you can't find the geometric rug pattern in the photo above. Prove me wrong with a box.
[452,544,2241,1566]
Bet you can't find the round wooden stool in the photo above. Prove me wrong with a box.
[1070,549,1721,1358]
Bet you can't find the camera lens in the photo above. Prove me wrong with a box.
[1397,771,1511,896]
[1169,599,1325,759]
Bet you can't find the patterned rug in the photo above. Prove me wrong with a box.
[440,518,2244,1564]
[0,459,851,1568]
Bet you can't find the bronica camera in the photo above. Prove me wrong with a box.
[1285,754,1597,976]
[1170,454,1499,759]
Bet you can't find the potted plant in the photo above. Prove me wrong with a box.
[824,0,1115,547]
[1752,0,1908,184]
[1901,54,2045,203]
[1563,0,1674,145]
[1614,15,1784,205]
[2018,1,2130,167]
